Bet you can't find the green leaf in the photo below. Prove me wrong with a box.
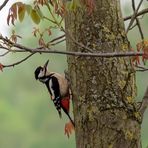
[30,9,40,24]
[18,4,26,22]
[35,8,44,19]
[25,4,32,15]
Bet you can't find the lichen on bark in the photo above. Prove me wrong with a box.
[65,0,141,147]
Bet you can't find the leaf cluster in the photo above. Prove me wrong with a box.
[7,2,43,25]
[132,40,148,65]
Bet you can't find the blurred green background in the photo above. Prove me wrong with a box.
[0,0,147,148]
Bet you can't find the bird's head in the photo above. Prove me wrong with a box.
[34,60,49,81]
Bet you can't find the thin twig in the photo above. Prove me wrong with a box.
[0,0,9,11]
[129,22,137,30]
[3,53,35,68]
[124,8,148,21]
[0,50,10,56]
[136,65,148,72]
[43,16,57,24]
[0,36,33,53]
[139,87,148,119]
[50,38,65,46]
[48,34,65,43]
[132,0,144,40]
[46,3,62,28]
[126,0,144,33]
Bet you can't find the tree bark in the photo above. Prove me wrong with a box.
[65,0,141,147]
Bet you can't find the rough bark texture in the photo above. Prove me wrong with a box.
[65,0,141,147]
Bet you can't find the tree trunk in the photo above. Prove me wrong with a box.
[65,0,141,147]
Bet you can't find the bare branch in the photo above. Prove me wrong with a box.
[0,35,147,59]
[136,65,148,72]
[0,45,145,58]
[50,38,65,46]
[124,8,148,21]
[126,0,144,33]
[43,16,57,24]
[47,34,65,46]
[0,0,9,11]
[132,0,144,40]
[0,51,10,56]
[139,87,148,118]
[48,34,65,43]
[129,22,137,30]
[0,36,33,53]
[3,53,35,68]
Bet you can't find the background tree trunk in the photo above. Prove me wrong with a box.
[65,0,141,147]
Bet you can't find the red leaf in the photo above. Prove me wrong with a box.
[64,121,74,138]
[32,27,40,37]
[38,37,46,47]
[142,47,148,64]
[11,4,17,19]
[7,14,11,25]
[0,63,4,72]
[46,28,52,36]
[132,55,140,66]
[7,2,23,25]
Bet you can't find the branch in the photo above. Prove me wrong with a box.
[50,38,65,46]
[0,36,33,53]
[48,34,65,43]
[43,16,57,25]
[0,0,9,11]
[128,22,137,30]
[0,45,145,57]
[0,34,147,58]
[136,65,148,72]
[139,87,148,118]
[124,8,148,21]
[132,0,144,40]
[0,51,10,56]
[3,53,35,68]
[126,0,144,33]
[47,34,65,46]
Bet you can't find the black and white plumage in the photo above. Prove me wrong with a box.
[34,60,74,126]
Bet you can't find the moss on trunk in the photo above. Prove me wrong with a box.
[65,0,141,147]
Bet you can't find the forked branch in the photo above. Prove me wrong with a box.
[131,0,144,40]
[126,0,144,33]
[124,8,148,21]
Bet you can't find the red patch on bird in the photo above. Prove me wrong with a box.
[61,96,70,112]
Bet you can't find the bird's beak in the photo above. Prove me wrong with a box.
[44,60,49,69]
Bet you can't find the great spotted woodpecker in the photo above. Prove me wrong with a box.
[34,60,75,127]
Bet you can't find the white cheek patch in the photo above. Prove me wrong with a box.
[49,79,55,100]
[38,71,44,78]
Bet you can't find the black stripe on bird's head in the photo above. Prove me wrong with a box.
[34,66,43,80]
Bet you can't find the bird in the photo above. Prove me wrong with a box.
[34,60,75,127]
